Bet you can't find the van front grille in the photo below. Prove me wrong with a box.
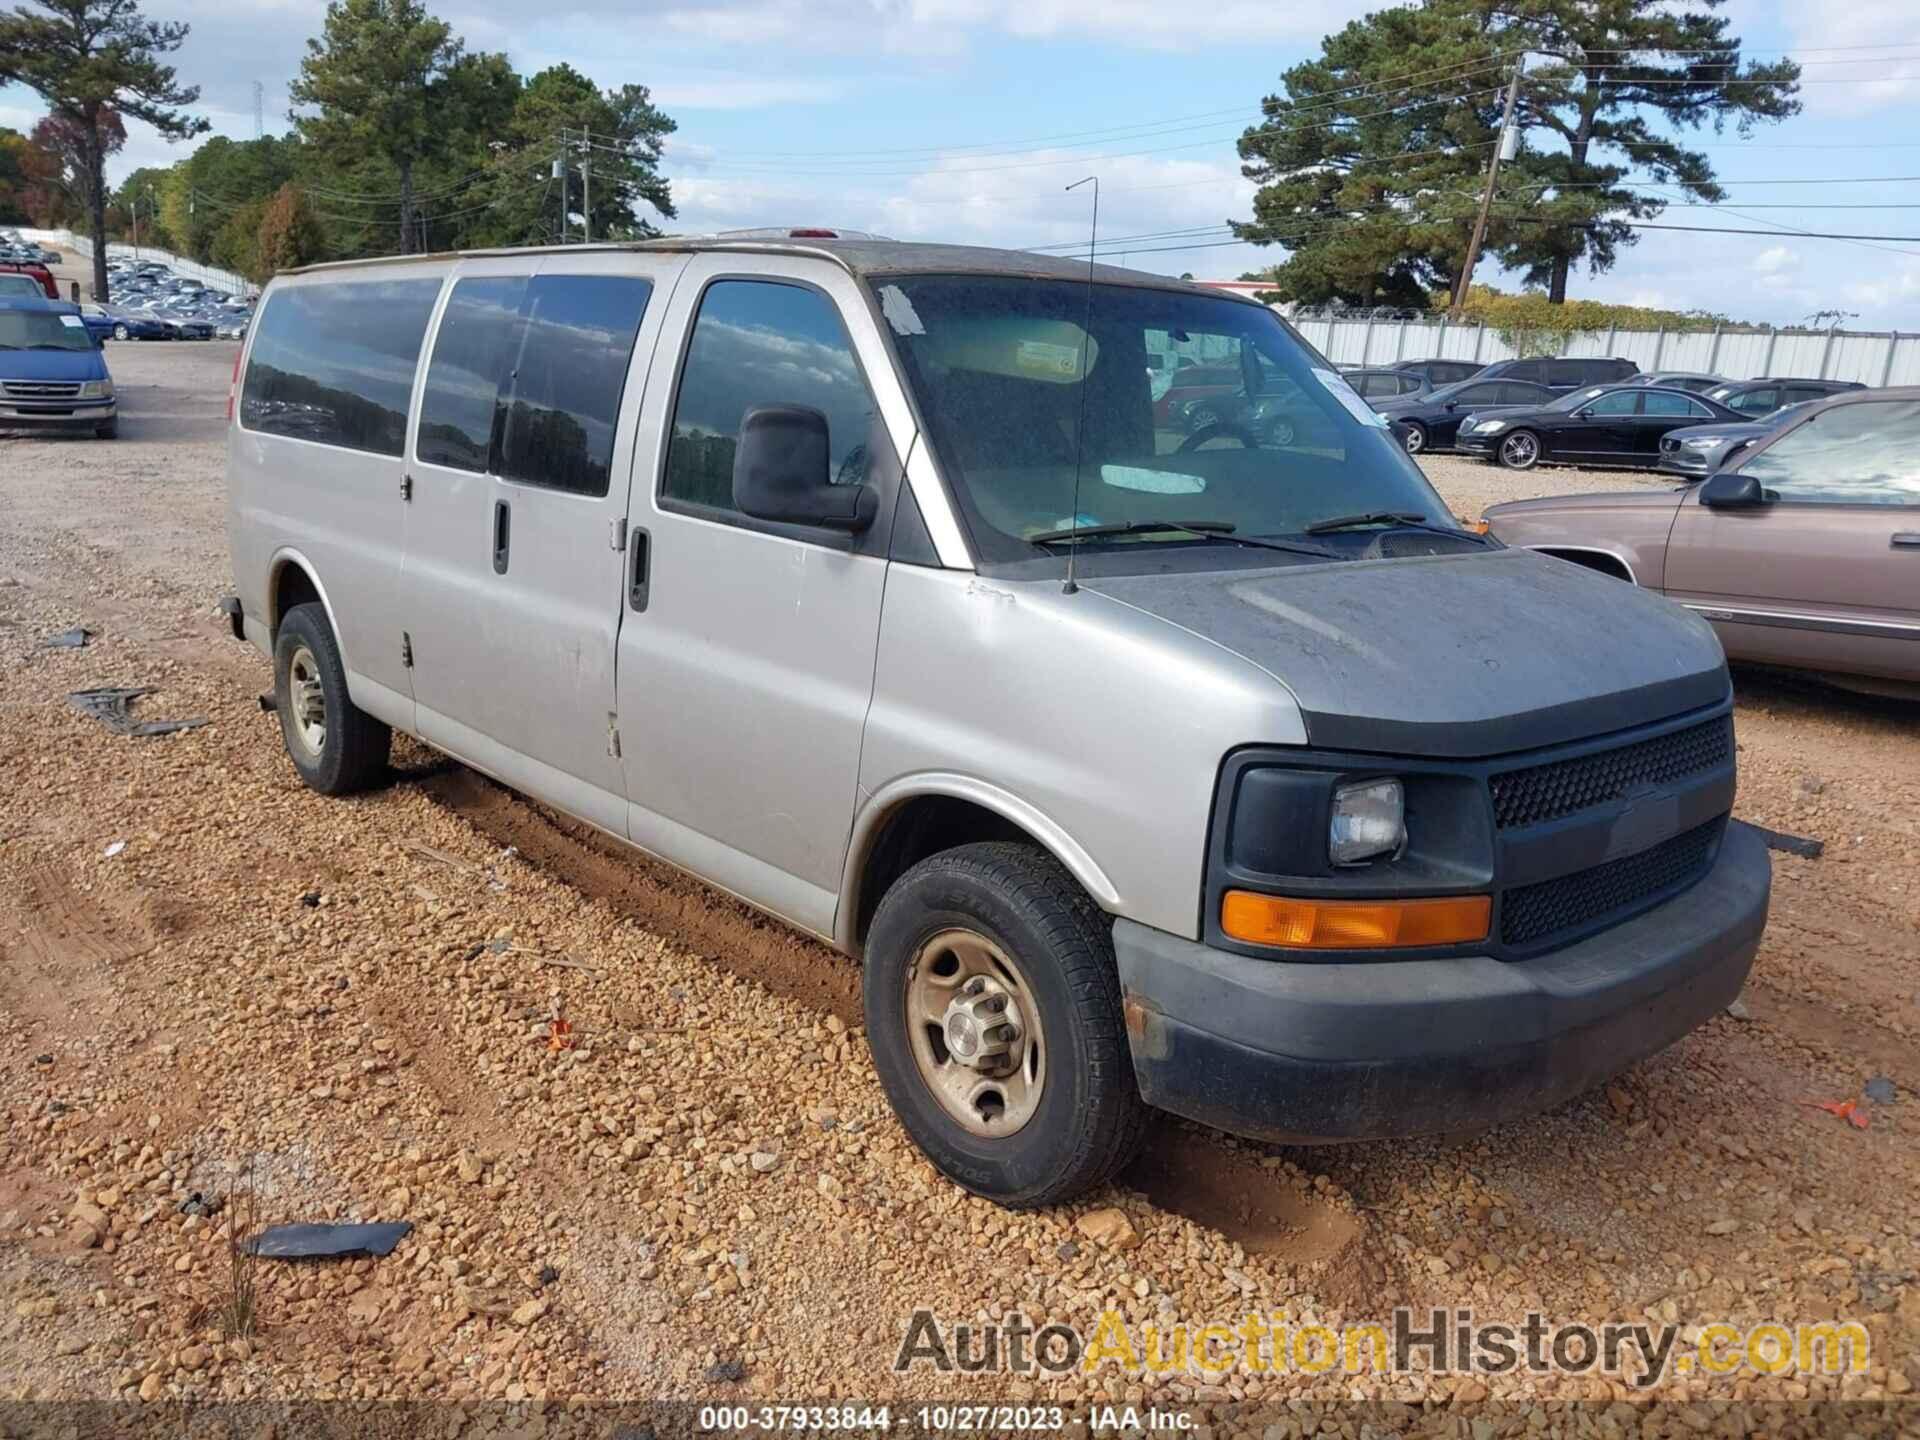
[3,381,82,400]
[1489,716,1732,830]
[1500,818,1722,949]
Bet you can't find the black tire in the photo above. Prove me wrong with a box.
[1400,420,1427,455]
[272,602,390,795]
[112,323,129,341]
[1497,428,1542,470]
[865,841,1149,1208]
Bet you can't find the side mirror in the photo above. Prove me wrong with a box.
[1699,470,1768,508]
[1444,401,1459,412]
[732,404,877,533]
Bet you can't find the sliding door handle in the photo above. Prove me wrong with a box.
[492,499,511,574]
[629,527,650,611]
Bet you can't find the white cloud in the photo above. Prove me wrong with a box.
[656,0,1372,51]
[649,75,843,111]
[1773,0,1920,117]
[1751,244,1798,276]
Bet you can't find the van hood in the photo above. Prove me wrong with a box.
[1084,546,1728,757]
[1,347,105,382]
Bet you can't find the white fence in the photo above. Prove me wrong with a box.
[1285,312,1920,388]
[18,227,254,296]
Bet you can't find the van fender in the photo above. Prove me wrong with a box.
[266,547,353,675]
[836,772,1122,955]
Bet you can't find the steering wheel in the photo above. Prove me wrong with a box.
[1177,422,1259,453]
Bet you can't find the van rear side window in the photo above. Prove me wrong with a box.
[415,274,651,497]
[240,279,442,455]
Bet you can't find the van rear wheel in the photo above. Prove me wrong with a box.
[865,842,1148,1207]
[273,602,390,795]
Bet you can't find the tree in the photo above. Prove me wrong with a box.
[1233,5,1503,307]
[166,135,298,262]
[459,63,674,248]
[1489,0,1800,301]
[289,0,469,255]
[0,0,207,300]
[109,162,175,249]
[255,182,325,277]
[17,108,123,228]
[1235,0,1800,305]
[0,127,29,223]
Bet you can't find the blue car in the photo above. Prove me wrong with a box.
[0,298,118,438]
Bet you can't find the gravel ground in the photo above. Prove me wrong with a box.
[0,340,1916,1433]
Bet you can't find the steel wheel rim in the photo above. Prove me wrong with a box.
[1403,425,1424,453]
[113,325,129,341]
[1501,432,1536,466]
[904,928,1046,1138]
[287,645,327,756]
[1268,419,1296,446]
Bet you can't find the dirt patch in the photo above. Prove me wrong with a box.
[1126,1126,1366,1265]
[416,766,865,1029]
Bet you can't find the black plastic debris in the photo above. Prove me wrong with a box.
[257,692,277,713]
[1865,1076,1897,1105]
[300,892,322,908]
[41,627,93,649]
[178,1192,224,1218]
[537,1264,560,1287]
[704,1359,747,1384]
[1747,823,1824,860]
[244,1221,412,1259]
[69,686,210,738]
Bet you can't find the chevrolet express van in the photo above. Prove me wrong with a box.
[224,236,1771,1206]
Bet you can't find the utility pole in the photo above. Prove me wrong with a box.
[581,153,591,245]
[552,129,568,243]
[1451,56,1525,318]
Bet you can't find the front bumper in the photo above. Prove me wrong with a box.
[0,401,116,433]
[1116,819,1770,1142]
[1658,451,1712,477]
[1454,429,1500,457]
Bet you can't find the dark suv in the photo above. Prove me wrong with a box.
[1391,358,1485,388]
[1475,356,1639,391]
[1700,377,1864,418]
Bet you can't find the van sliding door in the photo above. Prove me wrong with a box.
[400,252,686,831]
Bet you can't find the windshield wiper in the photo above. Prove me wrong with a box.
[1029,519,1339,561]
[1304,510,1494,544]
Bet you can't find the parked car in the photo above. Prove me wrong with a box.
[1455,384,1746,470]
[1339,366,1431,403]
[1656,400,1819,478]
[223,237,1772,1206]
[1153,363,1243,429]
[1390,357,1484,388]
[1377,375,1557,454]
[1624,371,1726,394]
[0,298,117,438]
[1702,377,1864,418]
[95,304,173,341]
[1473,356,1640,391]
[1485,388,1919,696]
[0,260,58,299]
[0,272,51,301]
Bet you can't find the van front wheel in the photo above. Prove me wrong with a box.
[865,842,1148,1207]
[273,602,390,795]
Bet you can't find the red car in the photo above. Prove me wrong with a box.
[0,261,58,299]
[1152,363,1242,428]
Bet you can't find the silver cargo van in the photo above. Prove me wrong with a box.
[224,235,1771,1207]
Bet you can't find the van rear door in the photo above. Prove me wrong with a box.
[401,251,684,832]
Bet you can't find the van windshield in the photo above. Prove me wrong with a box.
[0,308,94,351]
[876,275,1454,566]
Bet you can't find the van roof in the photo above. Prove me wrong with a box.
[280,235,1262,304]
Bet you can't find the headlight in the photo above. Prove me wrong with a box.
[1681,437,1716,450]
[1329,778,1405,865]
[77,380,113,400]
[1471,418,1508,433]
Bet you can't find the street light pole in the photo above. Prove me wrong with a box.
[1451,57,1525,318]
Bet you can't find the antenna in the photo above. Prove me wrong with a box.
[1061,175,1098,596]
[252,81,265,140]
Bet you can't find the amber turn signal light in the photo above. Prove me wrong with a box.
[1220,891,1491,949]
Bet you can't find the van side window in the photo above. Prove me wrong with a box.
[417,277,528,473]
[662,280,878,515]
[498,275,651,497]
[415,274,650,497]
[241,278,442,455]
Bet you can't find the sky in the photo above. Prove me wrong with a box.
[7,0,1920,326]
